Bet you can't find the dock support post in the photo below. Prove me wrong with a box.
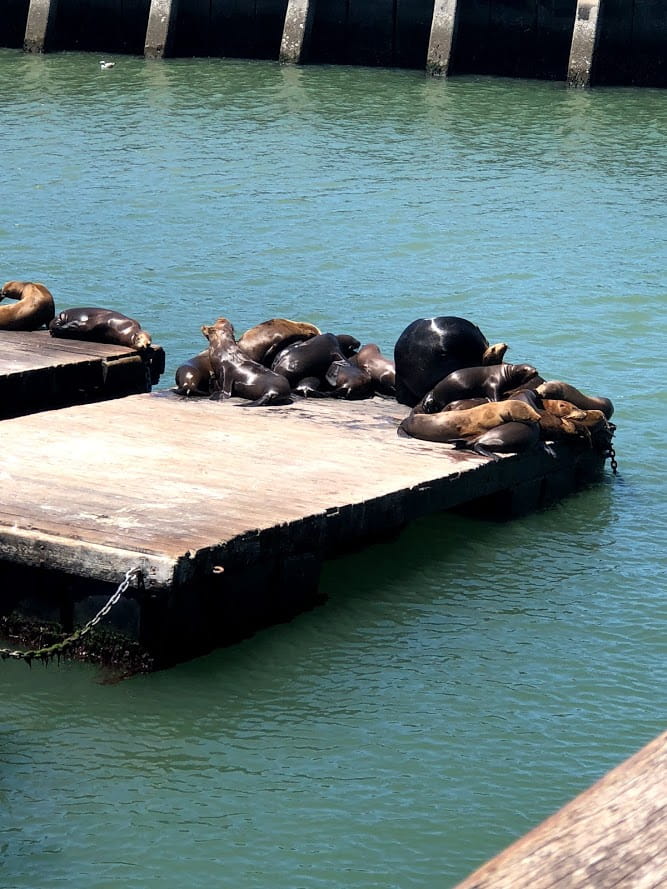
[23,0,58,53]
[145,0,179,60]
[279,0,315,64]
[426,0,459,76]
[567,0,601,87]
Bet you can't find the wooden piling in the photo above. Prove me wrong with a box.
[453,729,667,888]
[24,0,58,53]
[567,0,601,87]
[145,0,179,60]
[426,0,459,77]
[279,0,314,64]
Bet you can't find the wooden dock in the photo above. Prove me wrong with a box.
[0,329,165,419]
[453,728,667,889]
[0,389,609,666]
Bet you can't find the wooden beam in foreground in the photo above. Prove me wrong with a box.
[453,729,667,889]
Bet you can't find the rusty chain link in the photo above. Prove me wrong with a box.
[0,567,143,666]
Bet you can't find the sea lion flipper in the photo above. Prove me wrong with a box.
[471,442,501,461]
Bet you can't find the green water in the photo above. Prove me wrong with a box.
[0,51,665,888]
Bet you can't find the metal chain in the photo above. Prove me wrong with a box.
[603,422,619,475]
[0,567,143,666]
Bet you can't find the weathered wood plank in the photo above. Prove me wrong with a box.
[0,330,164,417]
[453,729,667,889]
[0,391,605,592]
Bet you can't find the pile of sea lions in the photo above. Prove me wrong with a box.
[176,317,397,406]
[393,316,615,461]
[0,283,615,462]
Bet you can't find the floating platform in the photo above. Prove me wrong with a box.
[0,389,609,669]
[453,728,667,889]
[0,329,165,419]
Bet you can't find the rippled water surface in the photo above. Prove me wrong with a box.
[1,51,666,888]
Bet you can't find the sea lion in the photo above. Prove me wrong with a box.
[49,307,152,350]
[0,281,55,330]
[536,380,614,419]
[417,363,544,414]
[505,389,591,439]
[174,350,213,396]
[462,421,544,461]
[201,317,292,407]
[324,360,374,399]
[350,343,396,397]
[442,397,490,412]
[335,334,361,357]
[271,333,346,386]
[292,376,326,398]
[237,318,321,365]
[394,316,508,407]
[398,399,541,442]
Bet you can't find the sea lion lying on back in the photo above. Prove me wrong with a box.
[0,281,55,330]
[49,307,152,350]
[237,318,321,365]
[202,317,292,407]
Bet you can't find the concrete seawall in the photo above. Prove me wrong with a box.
[2,0,665,86]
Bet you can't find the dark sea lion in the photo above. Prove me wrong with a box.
[202,317,292,407]
[335,334,361,357]
[350,343,396,397]
[462,421,543,461]
[271,332,345,385]
[394,316,508,407]
[398,400,541,442]
[536,380,614,419]
[442,397,490,412]
[292,376,327,398]
[0,280,55,330]
[175,350,213,396]
[418,363,544,414]
[49,307,152,349]
[324,360,374,399]
[237,318,321,365]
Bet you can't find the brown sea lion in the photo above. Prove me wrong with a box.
[398,400,541,442]
[174,350,213,396]
[49,307,152,349]
[350,343,396,397]
[271,333,346,386]
[417,363,544,414]
[536,380,614,419]
[324,360,374,399]
[237,318,321,365]
[0,281,55,330]
[394,315,509,407]
[202,317,292,407]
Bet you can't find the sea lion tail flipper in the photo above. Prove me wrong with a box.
[238,393,293,407]
[541,442,557,459]
[471,442,501,461]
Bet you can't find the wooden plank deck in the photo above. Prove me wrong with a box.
[453,729,667,889]
[0,390,604,590]
[0,329,165,418]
